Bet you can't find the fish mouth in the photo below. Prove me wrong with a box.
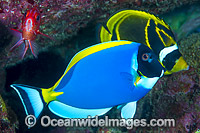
[137,76,160,89]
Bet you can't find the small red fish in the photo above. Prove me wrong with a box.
[10,7,52,59]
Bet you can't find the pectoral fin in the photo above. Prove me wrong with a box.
[121,101,137,119]
[120,72,137,91]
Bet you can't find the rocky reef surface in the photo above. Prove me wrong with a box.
[0,0,198,64]
[0,0,200,132]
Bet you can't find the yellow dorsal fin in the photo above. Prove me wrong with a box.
[107,10,170,31]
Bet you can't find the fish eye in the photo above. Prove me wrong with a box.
[142,53,153,63]
[142,53,149,61]
[36,15,40,21]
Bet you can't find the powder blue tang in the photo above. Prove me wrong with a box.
[11,40,164,120]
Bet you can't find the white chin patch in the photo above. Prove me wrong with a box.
[159,45,178,63]
[137,76,160,89]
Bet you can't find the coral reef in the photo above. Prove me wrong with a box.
[132,67,200,132]
[0,95,18,132]
[179,33,200,75]
[0,0,199,64]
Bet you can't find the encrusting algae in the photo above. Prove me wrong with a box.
[179,33,200,76]
[0,95,18,132]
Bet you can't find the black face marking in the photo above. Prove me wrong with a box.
[147,20,165,56]
[162,49,182,70]
[137,44,164,78]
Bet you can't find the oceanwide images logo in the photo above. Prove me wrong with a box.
[25,115,175,129]
[25,115,37,128]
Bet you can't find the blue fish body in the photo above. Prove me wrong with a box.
[11,40,164,120]
[55,43,149,109]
